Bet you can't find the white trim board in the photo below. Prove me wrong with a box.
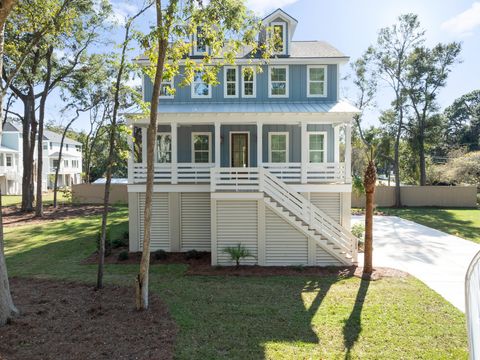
[229,131,250,167]
[191,132,212,163]
[306,65,327,98]
[268,131,289,163]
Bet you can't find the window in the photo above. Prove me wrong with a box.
[156,133,171,163]
[224,66,238,98]
[270,22,286,55]
[242,67,256,98]
[75,145,81,152]
[192,133,211,163]
[50,143,53,150]
[43,143,48,150]
[309,132,327,163]
[193,26,208,55]
[269,132,289,163]
[53,159,59,169]
[72,160,79,168]
[133,126,143,163]
[268,66,288,98]
[5,155,12,167]
[307,66,327,97]
[160,77,174,98]
[66,144,69,151]
[191,71,211,98]
[64,159,68,167]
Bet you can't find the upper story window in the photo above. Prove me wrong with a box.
[307,66,327,97]
[268,66,289,98]
[66,144,69,151]
[224,66,238,98]
[191,71,211,99]
[50,142,53,150]
[64,159,68,167]
[192,132,211,163]
[75,145,81,152]
[43,143,48,150]
[269,132,289,163]
[270,22,286,55]
[6,155,12,167]
[193,26,208,55]
[309,132,327,163]
[156,133,171,163]
[53,159,59,169]
[160,77,174,98]
[72,160,79,168]
[242,67,256,98]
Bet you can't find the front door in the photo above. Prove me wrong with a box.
[231,133,249,167]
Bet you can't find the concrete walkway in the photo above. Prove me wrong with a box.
[352,215,480,312]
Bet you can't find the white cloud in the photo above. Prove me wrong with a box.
[245,0,300,16]
[108,1,139,25]
[441,2,480,36]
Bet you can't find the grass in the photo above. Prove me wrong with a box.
[2,191,70,207]
[379,207,480,244]
[4,207,468,359]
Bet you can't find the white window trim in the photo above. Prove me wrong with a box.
[5,155,12,167]
[159,77,174,99]
[268,132,289,163]
[307,65,328,98]
[308,131,328,163]
[270,21,287,55]
[268,65,289,98]
[241,66,257,98]
[229,131,250,167]
[223,66,238,98]
[192,28,209,56]
[191,132,212,163]
[191,71,212,99]
[155,132,172,163]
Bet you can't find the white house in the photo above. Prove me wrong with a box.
[0,121,83,195]
[126,9,360,267]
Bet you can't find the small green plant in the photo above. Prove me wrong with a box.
[59,187,72,202]
[351,223,365,250]
[111,237,127,249]
[122,231,129,240]
[153,249,168,261]
[185,250,203,260]
[223,244,252,267]
[96,228,112,256]
[117,250,129,261]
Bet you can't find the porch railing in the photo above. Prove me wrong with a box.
[131,163,214,184]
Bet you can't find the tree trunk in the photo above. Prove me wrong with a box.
[363,159,376,276]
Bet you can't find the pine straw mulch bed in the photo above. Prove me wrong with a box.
[0,278,177,360]
[2,205,115,228]
[84,249,407,280]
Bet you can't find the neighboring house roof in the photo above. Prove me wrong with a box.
[43,130,82,146]
[49,151,81,158]
[93,178,128,184]
[3,122,22,132]
[147,100,360,114]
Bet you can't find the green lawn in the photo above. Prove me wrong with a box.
[2,192,70,207]
[380,207,480,244]
[4,207,468,359]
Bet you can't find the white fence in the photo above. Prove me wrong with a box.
[466,251,480,359]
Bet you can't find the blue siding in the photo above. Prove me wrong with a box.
[144,64,338,104]
[177,125,216,163]
[263,125,301,162]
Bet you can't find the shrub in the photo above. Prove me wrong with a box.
[117,251,129,261]
[111,238,127,249]
[153,249,168,261]
[96,228,112,256]
[122,231,129,240]
[351,223,365,250]
[185,250,203,260]
[223,244,253,267]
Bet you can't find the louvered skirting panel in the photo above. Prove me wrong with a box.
[139,193,170,251]
[216,200,258,265]
[181,192,211,251]
[265,208,309,266]
[309,193,341,223]
[316,245,342,266]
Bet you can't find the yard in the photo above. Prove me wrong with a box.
[380,207,480,244]
[2,192,70,207]
[2,206,468,359]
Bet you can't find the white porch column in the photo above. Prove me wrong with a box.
[127,130,134,184]
[334,125,340,163]
[257,122,263,168]
[141,127,147,164]
[214,122,221,168]
[171,122,178,184]
[301,122,308,184]
[345,123,352,183]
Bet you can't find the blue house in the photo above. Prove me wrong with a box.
[127,9,359,266]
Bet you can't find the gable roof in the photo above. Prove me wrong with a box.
[43,130,81,146]
[262,8,298,35]
[3,121,21,132]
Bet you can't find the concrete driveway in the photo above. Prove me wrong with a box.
[352,215,480,312]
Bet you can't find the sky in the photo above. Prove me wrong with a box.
[19,0,480,132]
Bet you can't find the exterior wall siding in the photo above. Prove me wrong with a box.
[180,192,211,251]
[144,64,338,103]
[138,193,170,250]
[309,192,341,223]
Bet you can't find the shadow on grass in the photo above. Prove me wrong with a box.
[343,278,370,359]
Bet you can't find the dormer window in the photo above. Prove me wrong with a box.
[193,26,208,55]
[271,22,286,55]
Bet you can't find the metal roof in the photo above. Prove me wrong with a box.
[49,151,81,158]
[151,100,360,114]
[43,130,82,146]
[0,145,18,153]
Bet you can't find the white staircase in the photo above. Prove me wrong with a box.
[211,167,358,265]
